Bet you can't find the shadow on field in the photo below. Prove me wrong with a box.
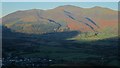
[2,26,80,55]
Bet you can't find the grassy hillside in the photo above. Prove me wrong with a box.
[2,26,119,67]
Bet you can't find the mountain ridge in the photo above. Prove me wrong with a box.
[2,5,118,34]
[3,5,117,17]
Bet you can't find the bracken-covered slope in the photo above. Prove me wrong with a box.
[2,5,118,34]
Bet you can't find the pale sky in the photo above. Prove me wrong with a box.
[1,0,119,2]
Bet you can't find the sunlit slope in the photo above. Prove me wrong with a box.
[2,5,118,36]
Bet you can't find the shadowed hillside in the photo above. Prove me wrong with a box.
[2,26,119,67]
